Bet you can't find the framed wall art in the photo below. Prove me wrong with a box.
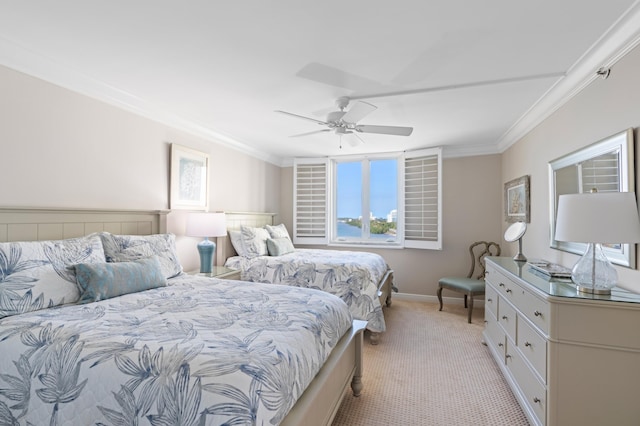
[170,143,209,210]
[504,175,530,223]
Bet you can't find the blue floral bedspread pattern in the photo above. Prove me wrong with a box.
[0,275,353,425]
[225,249,387,333]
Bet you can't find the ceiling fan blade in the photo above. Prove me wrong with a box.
[289,129,331,138]
[341,101,377,124]
[275,110,328,125]
[356,124,413,136]
[346,132,365,147]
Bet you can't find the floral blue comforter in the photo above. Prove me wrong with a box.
[225,249,388,333]
[0,275,353,425]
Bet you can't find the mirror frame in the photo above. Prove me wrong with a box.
[548,128,636,268]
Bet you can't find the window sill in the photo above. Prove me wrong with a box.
[328,242,404,250]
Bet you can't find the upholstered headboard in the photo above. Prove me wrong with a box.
[0,207,169,242]
[216,211,276,264]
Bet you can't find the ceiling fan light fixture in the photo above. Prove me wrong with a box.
[277,97,413,141]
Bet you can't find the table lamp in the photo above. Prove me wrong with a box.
[186,212,227,273]
[554,191,640,294]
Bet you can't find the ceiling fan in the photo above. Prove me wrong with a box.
[275,96,413,147]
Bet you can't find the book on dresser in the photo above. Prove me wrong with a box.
[526,259,572,278]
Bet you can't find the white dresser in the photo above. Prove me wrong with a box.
[483,257,640,426]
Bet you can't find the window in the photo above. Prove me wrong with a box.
[334,156,399,244]
[293,147,442,249]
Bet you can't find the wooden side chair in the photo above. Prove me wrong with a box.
[438,241,501,323]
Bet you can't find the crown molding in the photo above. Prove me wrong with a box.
[496,1,640,153]
[2,1,640,167]
[0,35,283,167]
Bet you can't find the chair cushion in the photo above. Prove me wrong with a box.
[438,277,485,293]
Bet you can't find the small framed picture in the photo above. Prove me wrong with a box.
[170,143,209,210]
[504,175,530,223]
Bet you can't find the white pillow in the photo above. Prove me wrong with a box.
[240,225,270,258]
[265,223,292,242]
[228,230,246,256]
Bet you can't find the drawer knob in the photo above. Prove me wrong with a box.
[506,354,512,359]
[534,311,542,317]
[533,397,541,404]
[506,289,512,293]
[498,342,504,347]
[487,298,493,302]
[525,342,532,347]
[499,283,505,287]
[502,315,508,320]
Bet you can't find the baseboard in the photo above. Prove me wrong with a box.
[394,292,485,308]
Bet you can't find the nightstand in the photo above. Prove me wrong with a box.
[189,266,241,280]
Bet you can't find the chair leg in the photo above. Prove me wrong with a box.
[467,293,474,323]
[437,285,443,311]
[464,294,468,308]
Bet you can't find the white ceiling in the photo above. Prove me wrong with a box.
[1,1,640,166]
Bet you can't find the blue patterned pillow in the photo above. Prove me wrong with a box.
[265,223,292,242]
[0,234,106,318]
[240,225,270,258]
[73,255,167,304]
[99,232,182,278]
[266,238,295,256]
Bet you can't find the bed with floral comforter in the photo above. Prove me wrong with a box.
[225,248,390,335]
[0,210,367,425]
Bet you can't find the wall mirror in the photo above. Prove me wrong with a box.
[548,128,635,267]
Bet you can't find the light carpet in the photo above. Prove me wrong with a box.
[332,299,530,426]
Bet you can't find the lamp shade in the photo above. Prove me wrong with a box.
[555,192,640,244]
[186,212,227,238]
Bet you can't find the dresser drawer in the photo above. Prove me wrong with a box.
[498,298,517,342]
[485,312,506,360]
[493,270,523,306]
[485,284,498,318]
[520,290,550,335]
[507,346,547,425]
[518,317,547,383]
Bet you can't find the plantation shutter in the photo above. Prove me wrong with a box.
[404,147,442,250]
[293,158,328,245]
[580,151,620,193]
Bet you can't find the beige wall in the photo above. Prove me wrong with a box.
[502,42,640,293]
[281,154,504,297]
[0,64,281,272]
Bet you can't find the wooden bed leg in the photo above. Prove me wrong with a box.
[369,332,380,345]
[351,329,364,397]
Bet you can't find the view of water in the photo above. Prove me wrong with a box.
[337,221,394,240]
[337,221,362,237]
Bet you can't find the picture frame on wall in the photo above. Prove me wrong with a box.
[504,175,530,223]
[170,143,209,210]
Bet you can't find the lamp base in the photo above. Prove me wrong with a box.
[576,284,612,295]
[512,253,527,262]
[197,237,216,274]
[571,242,616,295]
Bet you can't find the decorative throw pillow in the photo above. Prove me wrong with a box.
[0,234,106,318]
[239,225,269,258]
[228,230,246,256]
[99,232,183,279]
[265,223,292,242]
[266,237,295,256]
[73,255,167,304]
